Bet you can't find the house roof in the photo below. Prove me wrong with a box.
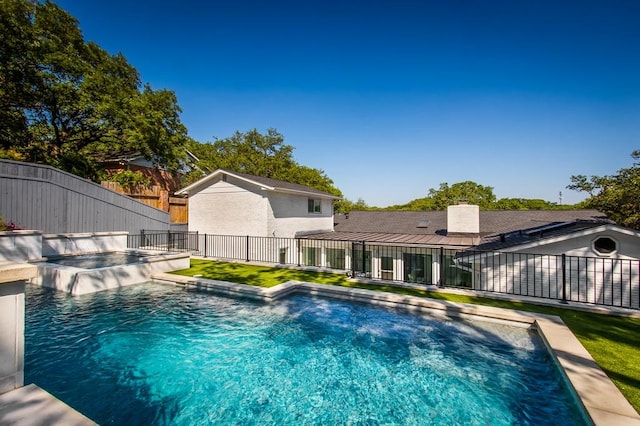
[303,209,611,248]
[175,169,341,199]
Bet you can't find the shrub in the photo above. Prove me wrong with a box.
[0,215,21,231]
[105,170,151,192]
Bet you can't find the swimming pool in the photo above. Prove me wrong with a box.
[25,283,586,425]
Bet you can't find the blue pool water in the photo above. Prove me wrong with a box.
[46,252,151,269]
[25,283,586,425]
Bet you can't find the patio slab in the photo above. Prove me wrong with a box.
[0,384,96,426]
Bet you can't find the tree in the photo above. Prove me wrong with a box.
[0,0,189,179]
[0,0,44,148]
[183,129,342,197]
[427,181,496,210]
[384,181,495,211]
[568,150,640,230]
[124,85,190,172]
[386,197,436,211]
[492,198,562,210]
[334,197,371,213]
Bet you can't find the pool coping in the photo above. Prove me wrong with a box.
[152,272,640,426]
[0,384,96,426]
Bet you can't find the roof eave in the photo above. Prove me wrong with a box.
[175,169,339,199]
[486,223,637,253]
[271,187,341,200]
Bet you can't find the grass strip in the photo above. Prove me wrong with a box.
[171,258,640,412]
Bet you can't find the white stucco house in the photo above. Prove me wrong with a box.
[305,204,640,307]
[173,172,639,308]
[175,169,340,238]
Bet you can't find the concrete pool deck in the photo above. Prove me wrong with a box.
[0,384,96,426]
[153,272,640,426]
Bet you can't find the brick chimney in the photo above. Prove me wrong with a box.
[447,203,480,235]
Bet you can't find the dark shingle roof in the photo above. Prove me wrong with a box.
[177,168,339,198]
[220,169,338,198]
[304,209,610,248]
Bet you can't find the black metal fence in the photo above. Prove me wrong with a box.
[128,231,640,310]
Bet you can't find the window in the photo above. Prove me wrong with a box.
[403,253,432,284]
[326,248,345,270]
[353,250,372,273]
[308,198,321,214]
[593,237,617,256]
[303,247,319,266]
[381,256,394,280]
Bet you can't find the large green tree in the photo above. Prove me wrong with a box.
[0,0,189,178]
[388,181,496,211]
[428,181,497,209]
[568,150,640,230]
[185,129,342,197]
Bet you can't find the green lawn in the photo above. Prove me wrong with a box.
[171,258,640,413]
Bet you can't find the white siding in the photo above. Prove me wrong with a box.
[188,175,268,236]
[268,192,334,238]
[187,175,335,238]
[476,251,640,307]
[511,230,640,260]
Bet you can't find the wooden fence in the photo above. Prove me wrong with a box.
[101,181,188,224]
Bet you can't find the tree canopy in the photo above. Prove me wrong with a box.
[0,0,190,179]
[184,129,342,198]
[387,181,496,211]
[568,150,640,230]
[383,181,570,212]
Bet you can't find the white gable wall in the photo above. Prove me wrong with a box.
[268,192,334,238]
[187,174,334,238]
[509,228,640,260]
[188,175,268,236]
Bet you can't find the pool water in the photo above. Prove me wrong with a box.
[46,252,150,269]
[25,283,586,425]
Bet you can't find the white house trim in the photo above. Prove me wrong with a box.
[497,224,640,253]
[175,169,340,200]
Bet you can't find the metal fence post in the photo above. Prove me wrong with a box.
[439,247,445,287]
[296,238,301,266]
[561,253,568,304]
[203,233,208,258]
[351,241,356,277]
[362,241,367,274]
[246,235,250,262]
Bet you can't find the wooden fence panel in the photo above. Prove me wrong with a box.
[100,181,186,223]
[169,197,188,224]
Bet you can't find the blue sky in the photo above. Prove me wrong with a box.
[56,0,639,207]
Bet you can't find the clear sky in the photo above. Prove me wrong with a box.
[56,0,639,207]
